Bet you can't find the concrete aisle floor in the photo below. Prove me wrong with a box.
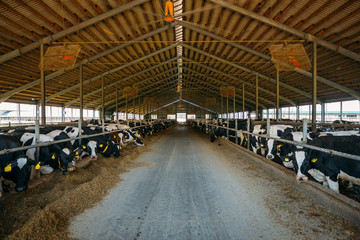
[70,124,358,240]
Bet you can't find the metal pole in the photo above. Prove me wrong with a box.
[267,118,270,137]
[312,41,317,131]
[303,118,308,142]
[227,93,229,139]
[80,64,83,123]
[40,43,46,125]
[321,102,325,123]
[256,74,258,119]
[61,104,65,122]
[126,95,128,121]
[296,105,300,120]
[242,83,245,119]
[116,84,118,121]
[35,119,40,161]
[276,66,279,121]
[221,95,223,123]
[133,95,135,120]
[267,109,269,119]
[340,101,343,121]
[138,96,141,122]
[101,75,104,121]
[247,118,250,150]
[78,119,82,145]
[233,90,235,119]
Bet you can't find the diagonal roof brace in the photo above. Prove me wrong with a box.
[181,43,314,101]
[209,0,360,62]
[65,57,180,107]
[183,74,269,109]
[182,57,296,106]
[0,0,150,64]
[180,22,359,101]
[91,74,179,109]
[48,43,180,103]
[0,23,176,104]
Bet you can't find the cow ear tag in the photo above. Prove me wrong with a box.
[35,162,41,170]
[99,144,103,148]
[4,164,12,172]
[277,144,282,151]
[52,154,56,159]
[285,158,290,162]
[311,158,318,163]
[82,145,86,149]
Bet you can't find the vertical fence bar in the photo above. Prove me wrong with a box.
[242,83,245,119]
[276,66,279,121]
[247,118,250,150]
[303,118,308,142]
[40,44,46,125]
[35,119,40,161]
[227,93,229,139]
[78,119,82,145]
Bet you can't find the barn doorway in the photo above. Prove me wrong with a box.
[176,113,187,123]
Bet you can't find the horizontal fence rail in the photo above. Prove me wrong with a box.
[200,121,360,162]
[0,121,164,156]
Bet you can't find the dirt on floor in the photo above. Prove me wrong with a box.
[206,132,360,240]
[0,131,163,240]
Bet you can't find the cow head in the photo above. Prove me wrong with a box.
[3,155,36,192]
[134,138,144,147]
[54,148,74,175]
[210,133,217,142]
[87,140,97,160]
[293,150,308,181]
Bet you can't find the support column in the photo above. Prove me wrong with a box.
[340,101,343,121]
[321,102,325,123]
[61,104,65,122]
[227,93,229,138]
[17,103,21,124]
[267,109,269,119]
[101,75,105,121]
[221,95,223,123]
[276,66,279,121]
[79,64,83,123]
[125,95,128,121]
[312,41,317,131]
[115,84,118,121]
[138,96,141,122]
[255,74,258,119]
[242,83,245,119]
[233,90,235,119]
[296,106,300,120]
[40,44,46,125]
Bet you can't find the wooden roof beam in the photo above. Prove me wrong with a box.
[181,43,315,102]
[209,0,360,62]
[0,23,175,104]
[182,56,296,106]
[0,0,150,64]
[65,56,180,107]
[48,43,179,103]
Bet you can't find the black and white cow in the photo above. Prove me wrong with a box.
[298,135,360,192]
[0,135,36,194]
[18,133,73,175]
[122,130,144,146]
[262,125,294,160]
[63,126,98,160]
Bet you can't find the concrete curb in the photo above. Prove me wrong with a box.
[220,138,360,226]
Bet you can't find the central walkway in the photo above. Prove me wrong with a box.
[70,124,354,240]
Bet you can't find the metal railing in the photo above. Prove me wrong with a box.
[0,121,160,156]
[196,119,360,162]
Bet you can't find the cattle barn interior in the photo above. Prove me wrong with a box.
[0,0,360,239]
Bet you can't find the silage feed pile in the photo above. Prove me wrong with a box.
[0,133,162,240]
